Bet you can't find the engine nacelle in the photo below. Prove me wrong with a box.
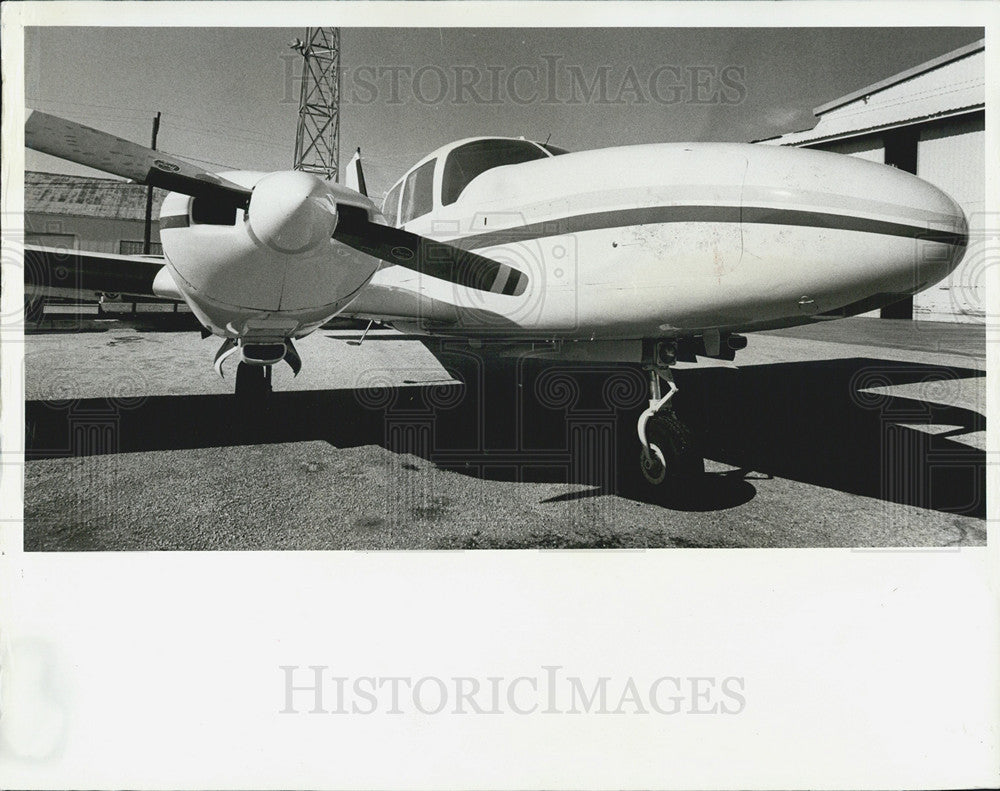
[157,171,382,340]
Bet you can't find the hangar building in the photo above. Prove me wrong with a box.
[25,170,165,256]
[756,39,985,323]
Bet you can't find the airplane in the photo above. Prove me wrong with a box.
[21,110,969,488]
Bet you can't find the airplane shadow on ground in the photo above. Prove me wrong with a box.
[25,356,986,517]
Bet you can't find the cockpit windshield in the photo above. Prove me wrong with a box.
[441,139,550,206]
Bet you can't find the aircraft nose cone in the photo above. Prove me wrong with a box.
[810,151,970,296]
[891,173,968,294]
[935,191,968,273]
[737,145,972,321]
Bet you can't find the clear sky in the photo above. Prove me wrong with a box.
[25,26,983,198]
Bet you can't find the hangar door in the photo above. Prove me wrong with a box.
[916,112,985,322]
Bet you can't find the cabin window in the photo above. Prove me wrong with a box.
[382,182,402,227]
[400,158,435,224]
[441,139,549,206]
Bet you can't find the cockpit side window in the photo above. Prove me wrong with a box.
[400,158,436,225]
[441,139,549,206]
[382,181,402,227]
[539,143,570,156]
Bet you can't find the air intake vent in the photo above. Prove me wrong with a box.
[191,197,238,226]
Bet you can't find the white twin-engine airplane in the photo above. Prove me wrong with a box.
[23,110,968,486]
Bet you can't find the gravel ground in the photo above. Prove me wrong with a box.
[22,319,988,550]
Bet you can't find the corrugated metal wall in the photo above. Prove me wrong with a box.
[809,50,984,141]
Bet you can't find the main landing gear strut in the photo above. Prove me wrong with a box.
[636,341,703,487]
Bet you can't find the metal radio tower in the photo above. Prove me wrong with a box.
[291,28,341,180]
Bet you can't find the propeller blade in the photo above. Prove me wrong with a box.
[333,207,528,296]
[25,110,252,210]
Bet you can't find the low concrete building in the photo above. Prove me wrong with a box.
[757,40,985,323]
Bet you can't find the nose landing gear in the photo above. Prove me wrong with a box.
[235,361,273,402]
[213,337,302,403]
[637,342,703,487]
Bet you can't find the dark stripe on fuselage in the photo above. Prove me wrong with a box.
[741,206,967,247]
[445,205,967,251]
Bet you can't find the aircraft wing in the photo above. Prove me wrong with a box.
[24,244,175,301]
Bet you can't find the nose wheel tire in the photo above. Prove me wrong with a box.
[235,362,272,402]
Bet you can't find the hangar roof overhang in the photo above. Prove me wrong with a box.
[755,38,984,147]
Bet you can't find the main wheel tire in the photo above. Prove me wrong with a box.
[642,409,705,485]
[640,442,668,485]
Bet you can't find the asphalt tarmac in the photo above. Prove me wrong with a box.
[22,317,988,550]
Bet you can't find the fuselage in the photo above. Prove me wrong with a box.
[347,138,968,339]
[155,137,968,346]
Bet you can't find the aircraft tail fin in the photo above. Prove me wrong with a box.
[345,147,368,197]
